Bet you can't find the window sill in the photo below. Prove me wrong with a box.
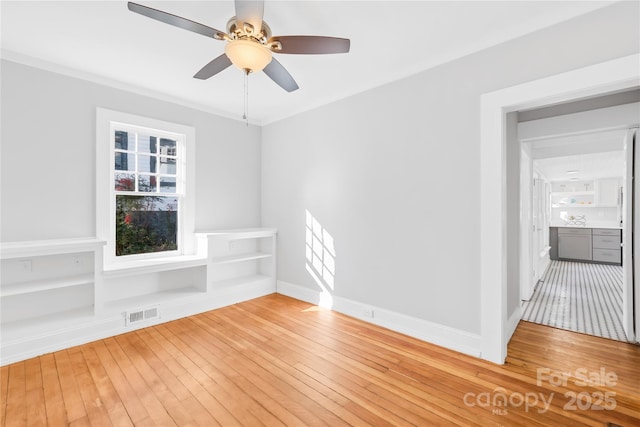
[102,254,207,277]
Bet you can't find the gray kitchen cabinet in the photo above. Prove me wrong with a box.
[592,228,622,264]
[593,248,621,264]
[551,227,622,264]
[558,229,593,261]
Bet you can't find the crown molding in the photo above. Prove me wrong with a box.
[1,49,261,126]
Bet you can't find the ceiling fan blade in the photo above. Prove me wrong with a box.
[263,58,299,92]
[128,2,226,40]
[269,36,350,54]
[234,0,264,35]
[193,54,233,80]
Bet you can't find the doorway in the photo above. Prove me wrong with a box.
[478,53,640,364]
[518,122,633,342]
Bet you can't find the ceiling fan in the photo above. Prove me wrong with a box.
[127,1,351,92]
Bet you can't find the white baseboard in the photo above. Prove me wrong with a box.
[277,280,325,306]
[1,316,122,366]
[2,278,488,365]
[277,280,482,358]
[507,305,522,342]
[538,256,550,284]
[0,281,276,366]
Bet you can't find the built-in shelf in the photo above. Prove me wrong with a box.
[550,191,594,196]
[550,178,621,209]
[551,180,594,194]
[196,228,277,240]
[1,306,95,343]
[0,237,105,259]
[210,274,272,288]
[1,238,105,351]
[1,273,94,297]
[103,254,207,276]
[104,286,205,312]
[211,252,272,264]
[198,228,276,292]
[1,229,276,365]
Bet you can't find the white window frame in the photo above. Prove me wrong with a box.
[97,108,196,267]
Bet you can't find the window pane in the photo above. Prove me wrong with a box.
[116,195,178,256]
[160,138,177,156]
[114,173,135,191]
[138,154,157,173]
[114,130,131,150]
[159,157,176,175]
[115,152,135,171]
[138,175,157,192]
[159,177,176,193]
[138,135,157,154]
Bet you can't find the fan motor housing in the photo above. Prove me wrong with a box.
[227,17,271,44]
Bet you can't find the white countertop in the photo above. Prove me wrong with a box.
[550,222,622,229]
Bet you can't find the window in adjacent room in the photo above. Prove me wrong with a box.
[97,109,195,266]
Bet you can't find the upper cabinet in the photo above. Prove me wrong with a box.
[595,178,621,207]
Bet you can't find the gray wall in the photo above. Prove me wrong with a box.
[261,2,640,335]
[0,60,262,241]
[2,1,638,341]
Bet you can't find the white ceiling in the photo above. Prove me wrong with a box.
[534,151,624,182]
[532,129,626,181]
[0,1,616,125]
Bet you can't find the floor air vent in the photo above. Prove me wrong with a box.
[126,305,160,326]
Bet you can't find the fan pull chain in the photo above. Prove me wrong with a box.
[243,70,249,127]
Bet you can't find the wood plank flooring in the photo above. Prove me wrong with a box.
[1,293,639,426]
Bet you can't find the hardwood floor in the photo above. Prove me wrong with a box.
[1,293,639,426]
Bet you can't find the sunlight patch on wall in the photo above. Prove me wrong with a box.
[305,210,336,308]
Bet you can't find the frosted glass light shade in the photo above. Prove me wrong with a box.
[225,40,272,72]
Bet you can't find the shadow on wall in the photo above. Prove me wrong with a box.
[305,210,336,309]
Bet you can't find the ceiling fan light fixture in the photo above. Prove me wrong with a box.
[225,39,272,72]
[268,40,282,51]
[127,1,350,92]
[243,22,255,35]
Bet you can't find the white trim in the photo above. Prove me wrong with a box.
[506,306,522,342]
[195,228,278,239]
[1,280,275,366]
[277,280,482,358]
[480,53,640,364]
[101,254,207,276]
[1,316,123,367]
[626,127,638,342]
[96,108,196,267]
[0,237,105,259]
[277,280,322,305]
[518,103,640,142]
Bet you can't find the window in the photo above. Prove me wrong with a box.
[97,109,195,266]
[113,128,180,256]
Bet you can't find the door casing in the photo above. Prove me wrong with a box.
[480,54,640,364]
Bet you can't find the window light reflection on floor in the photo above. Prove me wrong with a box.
[305,210,336,309]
